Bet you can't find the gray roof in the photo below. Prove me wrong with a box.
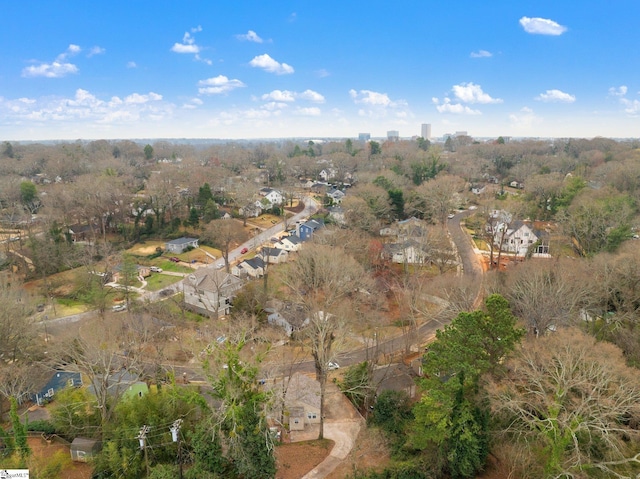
[166,237,198,245]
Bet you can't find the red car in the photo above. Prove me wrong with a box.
[240,247,248,254]
[169,257,181,262]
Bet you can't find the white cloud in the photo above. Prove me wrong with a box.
[262,90,296,102]
[171,27,211,63]
[622,99,640,116]
[22,61,79,78]
[470,50,492,58]
[299,89,325,103]
[350,89,410,120]
[519,16,567,35]
[198,75,246,95]
[433,97,481,115]
[88,46,105,57]
[535,89,576,103]
[452,82,502,104]
[509,107,542,130]
[608,85,628,97]
[315,69,330,78]
[171,41,200,54]
[126,61,137,69]
[261,89,325,103]
[294,107,321,116]
[236,30,263,43]
[182,98,204,109]
[0,88,174,127]
[262,102,289,111]
[22,44,82,78]
[124,92,163,104]
[249,54,294,75]
[350,89,393,106]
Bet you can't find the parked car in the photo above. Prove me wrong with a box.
[270,237,279,242]
[327,361,340,371]
[112,304,127,312]
[447,213,455,219]
[240,247,248,254]
[150,266,163,273]
[169,257,181,262]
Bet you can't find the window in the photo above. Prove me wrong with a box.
[293,419,299,424]
[307,413,317,420]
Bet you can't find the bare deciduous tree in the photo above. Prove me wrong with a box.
[488,328,640,478]
[282,244,373,439]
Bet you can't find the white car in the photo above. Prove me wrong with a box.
[112,304,127,312]
[327,361,340,371]
[150,266,163,273]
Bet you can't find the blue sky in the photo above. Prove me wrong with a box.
[2,0,640,141]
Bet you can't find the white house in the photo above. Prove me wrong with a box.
[260,247,289,264]
[231,257,265,278]
[275,235,302,252]
[259,187,284,205]
[382,240,427,264]
[499,220,540,255]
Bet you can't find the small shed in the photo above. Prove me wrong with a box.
[70,437,101,462]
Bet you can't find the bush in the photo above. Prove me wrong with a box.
[26,420,57,435]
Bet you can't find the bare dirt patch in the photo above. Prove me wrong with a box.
[25,436,93,479]
[275,439,334,479]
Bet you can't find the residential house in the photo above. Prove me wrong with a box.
[498,220,540,255]
[326,188,345,204]
[240,202,262,218]
[183,268,244,317]
[231,256,265,278]
[319,168,337,182]
[67,224,95,243]
[471,184,486,195]
[165,237,199,254]
[33,371,82,406]
[284,373,321,430]
[297,218,324,241]
[275,234,303,252]
[261,247,289,264]
[509,180,524,189]
[265,300,309,336]
[397,217,428,240]
[259,187,284,205]
[382,240,427,264]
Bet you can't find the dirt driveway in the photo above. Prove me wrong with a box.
[298,380,365,479]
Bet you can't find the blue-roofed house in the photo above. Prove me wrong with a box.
[33,371,83,406]
[165,237,199,254]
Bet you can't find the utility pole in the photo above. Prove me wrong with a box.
[137,425,150,476]
[170,419,183,479]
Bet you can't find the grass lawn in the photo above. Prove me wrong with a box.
[145,274,183,291]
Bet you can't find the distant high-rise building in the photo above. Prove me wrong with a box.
[387,130,399,141]
[358,132,371,141]
[421,123,431,140]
